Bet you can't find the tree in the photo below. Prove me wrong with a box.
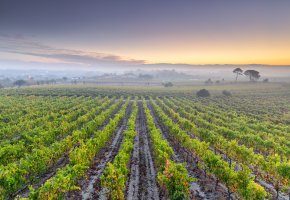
[13,80,26,87]
[233,68,243,81]
[263,78,269,83]
[205,78,213,85]
[244,70,260,82]
[196,89,210,97]
[163,82,173,87]
[139,74,153,80]
[222,90,232,97]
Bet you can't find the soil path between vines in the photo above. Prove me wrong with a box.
[160,99,289,200]
[126,101,159,200]
[66,102,132,200]
[148,100,229,200]
[16,100,123,199]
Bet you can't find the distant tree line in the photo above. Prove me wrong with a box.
[205,78,225,85]
[14,80,27,87]
[163,82,173,87]
[196,89,232,98]
[233,68,268,82]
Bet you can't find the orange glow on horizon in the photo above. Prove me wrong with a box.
[44,32,290,66]
[103,36,290,65]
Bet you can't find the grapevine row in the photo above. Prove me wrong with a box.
[143,99,192,199]
[149,98,267,199]
[100,97,138,199]
[28,98,131,199]
[0,97,123,198]
[157,97,290,197]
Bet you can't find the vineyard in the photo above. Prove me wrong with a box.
[0,85,289,200]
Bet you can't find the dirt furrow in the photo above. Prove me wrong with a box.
[147,101,228,200]
[128,101,159,200]
[16,153,69,199]
[14,102,121,199]
[126,125,140,199]
[66,102,132,200]
[15,100,125,199]
[159,100,288,200]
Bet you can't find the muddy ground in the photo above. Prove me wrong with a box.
[66,102,132,199]
[148,101,229,200]
[126,102,159,200]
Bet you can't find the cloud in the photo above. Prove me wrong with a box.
[0,34,146,67]
[0,33,25,40]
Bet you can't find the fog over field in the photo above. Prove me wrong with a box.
[1,64,290,83]
[1,1,290,200]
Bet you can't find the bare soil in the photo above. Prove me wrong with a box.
[66,102,132,200]
[126,102,159,200]
[16,100,125,199]
[147,101,229,200]
[160,99,289,200]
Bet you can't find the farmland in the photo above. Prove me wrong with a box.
[0,84,289,200]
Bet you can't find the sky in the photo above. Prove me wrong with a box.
[0,0,290,70]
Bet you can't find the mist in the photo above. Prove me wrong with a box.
[1,63,290,88]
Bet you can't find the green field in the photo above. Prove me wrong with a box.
[0,83,289,200]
